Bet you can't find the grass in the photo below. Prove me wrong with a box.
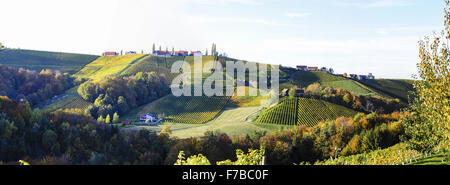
[229,86,271,107]
[123,106,285,139]
[322,80,374,96]
[122,95,231,124]
[38,86,92,112]
[409,152,450,165]
[121,55,185,81]
[359,79,415,102]
[74,54,147,80]
[0,49,99,74]
[292,71,345,88]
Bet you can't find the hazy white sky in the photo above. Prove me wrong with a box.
[0,0,444,79]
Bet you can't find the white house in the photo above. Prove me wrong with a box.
[140,113,157,123]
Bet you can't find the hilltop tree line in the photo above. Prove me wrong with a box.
[0,65,73,106]
[78,72,170,120]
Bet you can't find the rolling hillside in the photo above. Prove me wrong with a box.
[121,55,186,82]
[0,49,99,74]
[290,71,379,96]
[74,54,147,80]
[123,95,231,124]
[38,86,92,112]
[256,97,358,127]
[359,79,415,102]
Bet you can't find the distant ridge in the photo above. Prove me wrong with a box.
[0,49,99,74]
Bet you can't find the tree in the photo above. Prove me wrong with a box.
[105,114,111,124]
[152,43,155,54]
[112,112,120,123]
[97,115,104,123]
[402,0,449,152]
[174,151,211,165]
[160,126,172,136]
[343,73,348,77]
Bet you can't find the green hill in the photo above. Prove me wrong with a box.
[256,97,357,127]
[290,71,378,96]
[359,79,415,102]
[0,49,99,74]
[121,55,186,82]
[38,86,92,112]
[74,54,147,81]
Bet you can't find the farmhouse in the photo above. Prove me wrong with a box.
[154,50,171,56]
[357,75,368,80]
[297,65,308,71]
[175,50,189,56]
[103,52,118,56]
[295,89,305,97]
[349,74,358,79]
[126,51,137,55]
[307,67,319,71]
[140,113,157,123]
[191,51,203,56]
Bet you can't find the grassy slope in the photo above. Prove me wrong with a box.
[0,49,99,74]
[74,54,147,80]
[38,86,92,112]
[359,79,415,102]
[291,71,378,96]
[122,95,231,124]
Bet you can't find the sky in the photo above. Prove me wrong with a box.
[0,0,445,79]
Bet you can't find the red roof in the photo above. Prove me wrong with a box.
[307,67,318,69]
[175,51,188,54]
[104,52,117,55]
[191,51,201,54]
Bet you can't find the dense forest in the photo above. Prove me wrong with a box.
[0,93,405,164]
[0,66,73,106]
[78,72,170,121]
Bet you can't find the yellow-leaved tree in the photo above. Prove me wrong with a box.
[402,0,450,152]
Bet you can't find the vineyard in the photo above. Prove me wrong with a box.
[74,54,147,81]
[321,80,375,96]
[359,79,415,102]
[256,97,357,126]
[121,55,185,82]
[126,95,231,124]
[292,71,345,87]
[42,95,92,112]
[0,49,99,74]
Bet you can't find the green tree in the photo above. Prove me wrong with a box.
[174,151,211,165]
[152,43,155,54]
[160,125,172,136]
[97,115,104,123]
[112,112,120,123]
[402,0,450,152]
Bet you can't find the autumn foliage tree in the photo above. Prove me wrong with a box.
[402,0,450,152]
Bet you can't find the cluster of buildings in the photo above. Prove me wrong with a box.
[335,73,375,80]
[102,50,207,57]
[296,65,334,73]
[295,65,375,80]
